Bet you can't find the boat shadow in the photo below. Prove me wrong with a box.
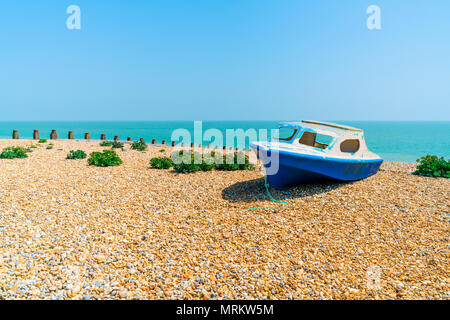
[222,178,350,203]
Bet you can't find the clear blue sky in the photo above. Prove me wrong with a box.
[0,0,449,121]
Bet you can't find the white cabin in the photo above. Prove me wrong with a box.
[268,120,380,160]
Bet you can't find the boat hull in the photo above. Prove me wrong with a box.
[251,145,383,190]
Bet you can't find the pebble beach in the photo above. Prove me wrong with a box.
[0,139,448,300]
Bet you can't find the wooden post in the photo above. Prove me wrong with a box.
[223,146,226,151]
[68,131,74,139]
[84,133,90,140]
[100,134,106,140]
[190,143,194,149]
[181,142,185,147]
[12,130,19,139]
[33,130,40,140]
[162,140,166,145]
[151,139,156,144]
[127,137,132,141]
[50,130,58,140]
[140,138,145,143]
[171,141,176,147]
[114,136,119,141]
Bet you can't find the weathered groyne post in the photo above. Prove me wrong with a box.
[190,143,194,149]
[100,134,106,140]
[114,136,119,141]
[162,140,166,146]
[68,131,74,139]
[223,146,226,151]
[33,130,40,140]
[171,141,176,147]
[84,133,90,140]
[127,137,132,141]
[50,130,58,140]
[151,139,156,144]
[180,142,185,147]
[12,130,19,139]
[140,138,145,143]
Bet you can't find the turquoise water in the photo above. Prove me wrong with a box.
[0,121,448,163]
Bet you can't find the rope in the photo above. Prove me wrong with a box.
[248,168,290,211]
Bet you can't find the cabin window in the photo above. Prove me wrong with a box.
[273,127,297,141]
[298,131,333,149]
[340,139,360,153]
[315,134,334,149]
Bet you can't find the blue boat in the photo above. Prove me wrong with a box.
[250,120,383,189]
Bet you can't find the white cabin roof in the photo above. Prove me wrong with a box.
[278,120,363,136]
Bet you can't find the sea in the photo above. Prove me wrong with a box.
[0,121,448,163]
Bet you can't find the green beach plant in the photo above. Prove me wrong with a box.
[413,155,449,178]
[199,151,217,171]
[171,151,202,173]
[159,149,165,153]
[111,141,124,150]
[199,159,215,171]
[150,150,254,173]
[173,161,200,173]
[150,156,173,169]
[88,150,123,167]
[0,146,30,159]
[66,150,87,160]
[46,145,53,150]
[169,150,254,173]
[99,141,114,147]
[131,140,148,151]
[215,152,254,171]
[38,139,47,143]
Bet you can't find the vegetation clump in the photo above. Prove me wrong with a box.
[413,155,449,178]
[171,151,202,173]
[150,157,173,169]
[168,150,254,173]
[99,141,114,147]
[215,152,253,171]
[67,150,87,160]
[131,140,148,151]
[38,139,47,143]
[0,146,30,159]
[111,141,124,150]
[88,150,123,167]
